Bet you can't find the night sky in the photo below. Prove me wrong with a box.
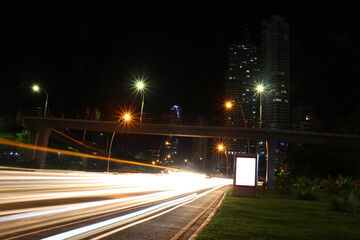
[2,2,360,126]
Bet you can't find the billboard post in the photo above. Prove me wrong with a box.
[232,154,258,198]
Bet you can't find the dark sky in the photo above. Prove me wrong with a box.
[2,2,359,124]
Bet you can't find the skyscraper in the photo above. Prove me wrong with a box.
[224,43,260,128]
[224,38,260,154]
[260,15,290,129]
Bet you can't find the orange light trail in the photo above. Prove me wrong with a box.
[0,138,178,171]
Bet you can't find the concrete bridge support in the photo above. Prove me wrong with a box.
[25,130,40,162]
[36,127,51,169]
[266,139,276,190]
[26,127,51,169]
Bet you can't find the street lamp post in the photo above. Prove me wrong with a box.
[107,113,131,172]
[256,85,264,128]
[136,81,145,123]
[224,99,250,153]
[217,144,229,177]
[140,91,144,123]
[32,85,49,117]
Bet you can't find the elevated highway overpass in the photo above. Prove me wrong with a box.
[16,116,360,189]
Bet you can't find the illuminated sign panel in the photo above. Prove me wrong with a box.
[233,154,258,197]
[235,157,256,186]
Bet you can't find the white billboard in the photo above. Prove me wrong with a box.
[234,156,256,187]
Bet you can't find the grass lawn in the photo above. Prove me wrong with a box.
[197,188,360,240]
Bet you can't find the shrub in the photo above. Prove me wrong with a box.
[321,175,337,195]
[323,175,360,213]
[275,172,293,194]
[295,176,318,201]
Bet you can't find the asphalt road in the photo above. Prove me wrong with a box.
[0,169,231,239]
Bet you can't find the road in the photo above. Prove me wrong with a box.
[0,169,231,239]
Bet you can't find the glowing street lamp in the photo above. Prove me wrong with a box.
[218,144,224,151]
[32,85,39,92]
[124,113,131,121]
[225,101,232,109]
[107,112,132,172]
[136,81,145,123]
[217,144,228,177]
[136,82,144,90]
[257,85,264,92]
[32,84,49,117]
[256,84,265,128]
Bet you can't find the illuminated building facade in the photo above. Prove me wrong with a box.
[224,43,260,128]
[223,39,260,155]
[260,15,290,129]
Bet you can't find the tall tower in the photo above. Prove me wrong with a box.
[224,38,260,154]
[261,15,289,129]
[224,43,260,128]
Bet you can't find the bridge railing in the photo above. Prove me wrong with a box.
[16,108,357,135]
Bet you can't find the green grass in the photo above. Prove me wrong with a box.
[197,189,360,240]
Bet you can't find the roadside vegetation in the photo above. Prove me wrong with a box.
[275,172,360,213]
[197,174,360,240]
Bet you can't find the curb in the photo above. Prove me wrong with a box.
[189,187,229,239]
[171,186,230,240]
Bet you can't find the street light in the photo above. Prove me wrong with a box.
[124,113,131,121]
[223,99,250,153]
[225,101,232,109]
[135,81,145,123]
[217,143,229,177]
[256,84,265,128]
[32,84,49,117]
[107,112,132,172]
[218,144,224,151]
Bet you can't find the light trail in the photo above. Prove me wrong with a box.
[0,170,232,239]
[0,137,178,171]
[91,184,228,240]
[0,191,183,223]
[41,193,198,240]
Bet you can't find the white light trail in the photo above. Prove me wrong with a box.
[41,194,197,240]
[0,191,183,223]
[0,170,232,239]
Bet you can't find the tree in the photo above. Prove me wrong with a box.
[286,143,360,179]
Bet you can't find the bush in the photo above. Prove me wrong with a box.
[323,175,360,213]
[295,176,318,201]
[275,172,293,194]
[321,175,338,195]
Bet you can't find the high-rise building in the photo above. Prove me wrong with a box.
[260,15,290,129]
[224,40,260,154]
[222,16,289,176]
[224,43,260,128]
